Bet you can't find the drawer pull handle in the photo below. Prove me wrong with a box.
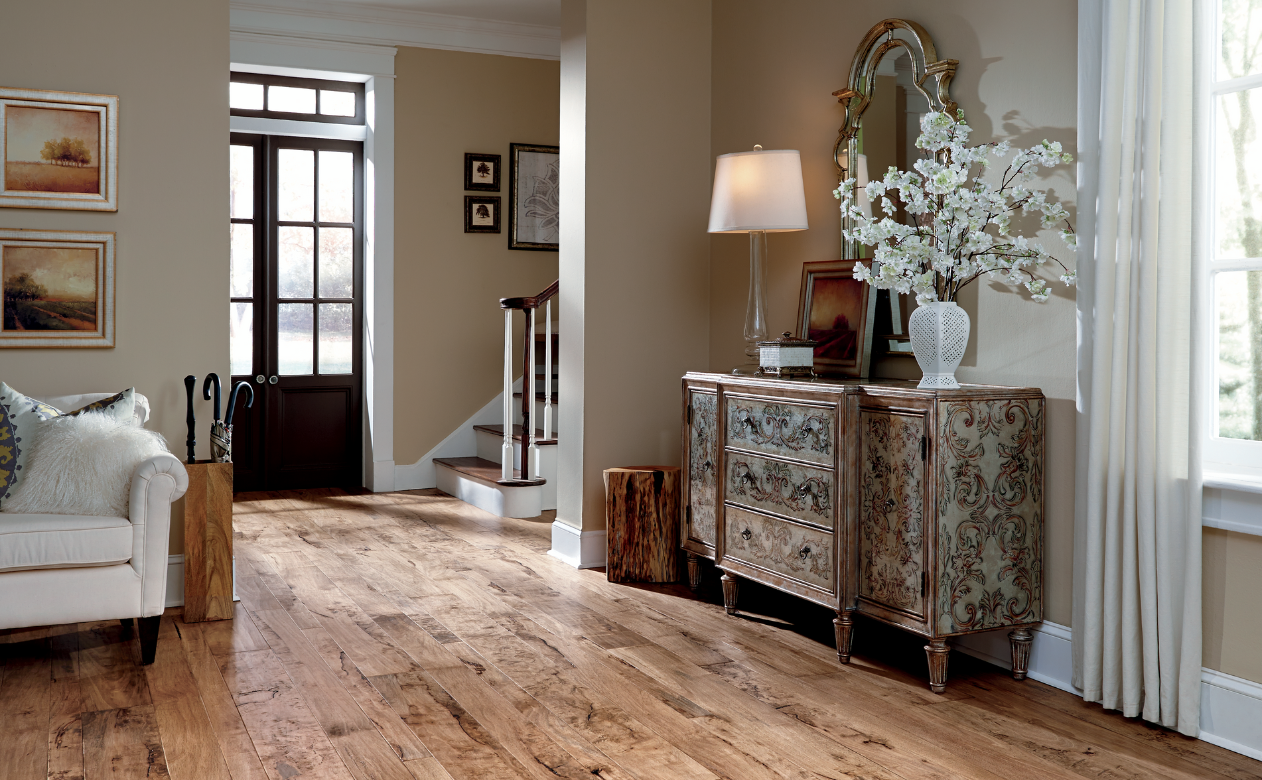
[799,545,811,559]
[742,415,757,429]
[701,459,713,473]
[741,528,752,541]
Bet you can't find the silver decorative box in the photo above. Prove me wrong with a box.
[756,331,817,378]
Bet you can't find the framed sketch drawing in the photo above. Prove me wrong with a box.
[465,195,501,234]
[796,259,876,377]
[464,152,500,191]
[0,229,115,348]
[508,142,558,251]
[1,87,118,211]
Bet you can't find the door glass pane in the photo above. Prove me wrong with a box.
[278,226,314,298]
[278,148,314,221]
[321,90,356,117]
[278,303,314,375]
[1219,0,1262,82]
[230,302,253,376]
[229,82,264,110]
[1217,87,1262,259]
[319,303,353,374]
[319,227,353,298]
[268,85,316,114]
[1217,270,1262,439]
[230,145,253,219]
[231,224,253,297]
[319,151,354,223]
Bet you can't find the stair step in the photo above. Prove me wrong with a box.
[434,457,543,518]
[433,456,540,484]
[513,391,558,403]
[472,424,557,445]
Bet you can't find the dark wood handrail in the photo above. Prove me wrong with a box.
[497,279,557,485]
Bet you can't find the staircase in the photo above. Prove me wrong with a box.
[434,282,558,518]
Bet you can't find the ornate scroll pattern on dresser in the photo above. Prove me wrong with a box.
[858,411,926,616]
[724,506,834,592]
[728,454,833,529]
[688,392,718,545]
[936,399,1044,634]
[726,401,833,466]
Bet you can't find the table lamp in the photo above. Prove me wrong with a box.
[708,146,809,373]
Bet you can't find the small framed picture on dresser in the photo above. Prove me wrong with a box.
[464,195,501,234]
[464,152,500,191]
[796,259,877,378]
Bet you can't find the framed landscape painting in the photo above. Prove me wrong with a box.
[796,259,876,377]
[508,142,558,251]
[0,229,115,348]
[1,87,118,211]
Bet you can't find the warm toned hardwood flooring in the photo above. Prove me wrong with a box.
[3,488,1260,780]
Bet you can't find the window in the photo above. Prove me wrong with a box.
[1206,0,1262,476]
[229,72,365,125]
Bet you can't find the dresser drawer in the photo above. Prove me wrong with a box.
[725,398,835,467]
[723,505,834,593]
[726,452,834,529]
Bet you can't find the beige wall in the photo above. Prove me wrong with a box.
[1,1,229,554]
[711,0,1078,624]
[558,0,712,531]
[1204,529,1262,683]
[393,47,560,466]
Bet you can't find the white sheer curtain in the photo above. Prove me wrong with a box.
[1073,0,1203,735]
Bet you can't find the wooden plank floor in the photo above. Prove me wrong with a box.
[2,487,1259,780]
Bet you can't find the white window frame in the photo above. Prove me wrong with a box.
[1200,0,1262,485]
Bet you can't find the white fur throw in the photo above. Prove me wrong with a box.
[1,412,169,517]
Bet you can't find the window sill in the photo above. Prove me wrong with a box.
[1202,472,1262,537]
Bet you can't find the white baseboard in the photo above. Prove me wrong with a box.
[548,520,606,569]
[953,620,1262,762]
[164,554,239,609]
[394,378,521,491]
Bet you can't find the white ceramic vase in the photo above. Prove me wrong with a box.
[908,301,970,389]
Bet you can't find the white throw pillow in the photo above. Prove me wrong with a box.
[0,413,169,518]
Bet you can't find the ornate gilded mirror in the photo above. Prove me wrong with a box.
[833,19,958,260]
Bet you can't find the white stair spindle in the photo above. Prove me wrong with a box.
[502,309,513,481]
[529,307,542,478]
[543,300,553,441]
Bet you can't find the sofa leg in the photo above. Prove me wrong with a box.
[120,617,134,630]
[139,616,161,665]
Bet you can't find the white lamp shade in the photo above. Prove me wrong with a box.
[855,153,873,221]
[707,149,809,233]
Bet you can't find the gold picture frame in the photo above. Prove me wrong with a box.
[0,229,116,348]
[796,259,876,377]
[1,87,118,211]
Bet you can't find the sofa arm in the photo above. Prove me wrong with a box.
[129,454,189,617]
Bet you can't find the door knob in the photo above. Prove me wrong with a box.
[255,375,265,384]
[269,376,278,385]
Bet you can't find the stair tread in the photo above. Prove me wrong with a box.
[472,424,557,445]
[434,456,540,485]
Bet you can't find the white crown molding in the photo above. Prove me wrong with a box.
[230,1,560,60]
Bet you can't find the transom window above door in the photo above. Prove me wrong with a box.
[230,72,365,125]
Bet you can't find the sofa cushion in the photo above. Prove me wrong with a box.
[0,513,132,572]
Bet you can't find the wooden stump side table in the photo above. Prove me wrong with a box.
[183,461,234,622]
[604,465,681,583]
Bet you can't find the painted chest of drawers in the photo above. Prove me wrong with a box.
[681,372,1045,692]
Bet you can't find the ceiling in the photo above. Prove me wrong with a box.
[314,0,559,28]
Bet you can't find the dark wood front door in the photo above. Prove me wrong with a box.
[229,133,363,491]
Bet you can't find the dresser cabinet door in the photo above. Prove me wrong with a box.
[857,407,929,621]
[935,398,1044,634]
[685,389,718,548]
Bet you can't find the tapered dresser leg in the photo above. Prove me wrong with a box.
[925,638,950,694]
[834,609,855,664]
[720,573,739,615]
[686,553,703,592]
[1009,628,1033,681]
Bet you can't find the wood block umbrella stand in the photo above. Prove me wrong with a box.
[183,461,234,622]
[604,465,681,583]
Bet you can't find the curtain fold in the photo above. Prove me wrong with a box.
[1073,0,1203,735]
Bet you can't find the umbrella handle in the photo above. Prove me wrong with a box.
[225,380,254,428]
[183,375,197,464]
[202,373,222,422]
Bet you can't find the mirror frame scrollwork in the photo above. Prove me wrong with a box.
[833,19,958,259]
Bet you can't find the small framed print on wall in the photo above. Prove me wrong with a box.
[0,229,116,348]
[465,195,501,234]
[464,152,500,192]
[508,142,558,251]
[0,87,118,211]
[796,259,876,378]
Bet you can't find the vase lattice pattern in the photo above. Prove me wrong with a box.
[910,303,970,389]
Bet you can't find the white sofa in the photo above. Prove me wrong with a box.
[0,392,188,663]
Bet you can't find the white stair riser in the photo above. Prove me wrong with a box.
[474,429,557,511]
[513,398,558,434]
[435,464,542,519]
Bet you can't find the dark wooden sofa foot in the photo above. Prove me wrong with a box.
[139,615,161,665]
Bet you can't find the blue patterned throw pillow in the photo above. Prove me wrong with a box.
[0,383,137,503]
